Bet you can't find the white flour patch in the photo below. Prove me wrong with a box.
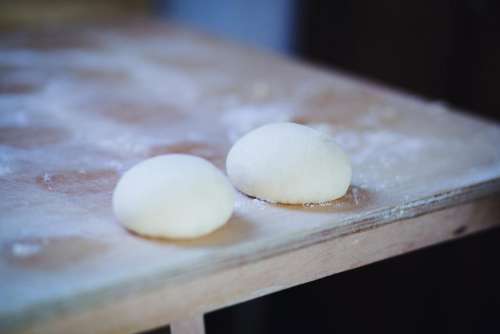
[221,104,293,142]
[11,242,42,257]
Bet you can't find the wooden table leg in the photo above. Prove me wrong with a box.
[170,315,206,334]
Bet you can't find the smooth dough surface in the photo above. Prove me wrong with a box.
[113,154,235,239]
[226,122,352,204]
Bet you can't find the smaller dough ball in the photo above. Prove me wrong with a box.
[226,122,351,204]
[113,154,235,239]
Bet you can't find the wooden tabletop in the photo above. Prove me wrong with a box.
[1,20,499,334]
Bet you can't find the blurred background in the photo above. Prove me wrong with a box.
[2,0,499,333]
[3,0,499,121]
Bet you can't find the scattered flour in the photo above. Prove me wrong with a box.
[11,242,42,257]
[41,173,53,190]
[221,104,293,142]
[234,196,268,212]
[0,164,11,176]
[302,202,334,208]
[333,129,427,165]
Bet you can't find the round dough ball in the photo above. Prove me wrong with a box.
[113,154,235,239]
[226,122,351,204]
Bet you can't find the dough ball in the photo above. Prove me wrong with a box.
[113,154,235,239]
[226,122,351,204]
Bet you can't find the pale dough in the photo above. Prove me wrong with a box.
[226,122,352,204]
[113,154,235,239]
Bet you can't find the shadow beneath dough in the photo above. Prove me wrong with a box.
[128,213,257,248]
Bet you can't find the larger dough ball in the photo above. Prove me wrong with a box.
[113,154,235,239]
[226,122,351,204]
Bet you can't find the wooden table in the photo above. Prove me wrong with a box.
[1,20,499,334]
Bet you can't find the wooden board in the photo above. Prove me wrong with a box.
[1,20,499,334]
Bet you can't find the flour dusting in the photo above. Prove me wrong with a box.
[11,242,42,257]
[222,104,293,142]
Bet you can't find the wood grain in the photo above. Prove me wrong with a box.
[1,20,499,334]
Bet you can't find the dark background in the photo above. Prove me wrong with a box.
[204,228,500,334]
[158,0,500,122]
[297,0,500,122]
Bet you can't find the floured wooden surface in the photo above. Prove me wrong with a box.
[1,21,500,332]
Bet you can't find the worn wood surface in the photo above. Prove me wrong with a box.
[1,20,500,334]
[5,198,500,334]
[170,316,206,334]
